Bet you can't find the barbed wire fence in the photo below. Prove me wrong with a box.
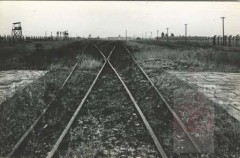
[150,35,240,46]
[1,34,239,46]
[0,35,78,44]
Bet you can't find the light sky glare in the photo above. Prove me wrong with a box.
[0,1,240,38]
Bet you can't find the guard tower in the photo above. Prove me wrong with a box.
[11,22,22,38]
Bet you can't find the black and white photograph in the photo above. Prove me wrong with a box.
[0,1,240,157]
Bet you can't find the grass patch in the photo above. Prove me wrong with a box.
[128,41,240,72]
[79,55,102,70]
[0,40,87,70]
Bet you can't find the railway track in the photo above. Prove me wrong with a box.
[47,42,201,157]
[46,44,117,158]
[120,44,202,155]
[98,43,201,156]
[5,42,111,157]
[44,42,160,157]
[6,41,202,157]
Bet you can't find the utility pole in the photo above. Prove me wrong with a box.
[166,28,169,43]
[151,32,152,39]
[185,24,187,43]
[157,30,159,40]
[220,17,225,45]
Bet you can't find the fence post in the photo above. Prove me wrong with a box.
[223,36,227,46]
[229,35,232,46]
[237,35,239,46]
[213,36,216,45]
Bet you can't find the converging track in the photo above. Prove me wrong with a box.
[109,44,202,156]
[6,41,202,158]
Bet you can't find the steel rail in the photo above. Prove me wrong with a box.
[94,45,168,158]
[93,42,116,59]
[94,44,107,60]
[123,44,201,153]
[93,44,113,61]
[108,60,168,158]
[6,45,88,158]
[46,46,116,158]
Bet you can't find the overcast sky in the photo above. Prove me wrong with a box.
[0,1,240,38]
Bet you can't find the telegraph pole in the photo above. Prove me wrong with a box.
[220,17,225,45]
[157,30,159,40]
[185,24,187,43]
[166,28,169,43]
[151,32,152,39]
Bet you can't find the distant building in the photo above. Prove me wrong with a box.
[106,35,134,40]
[106,37,119,40]
[107,35,125,40]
